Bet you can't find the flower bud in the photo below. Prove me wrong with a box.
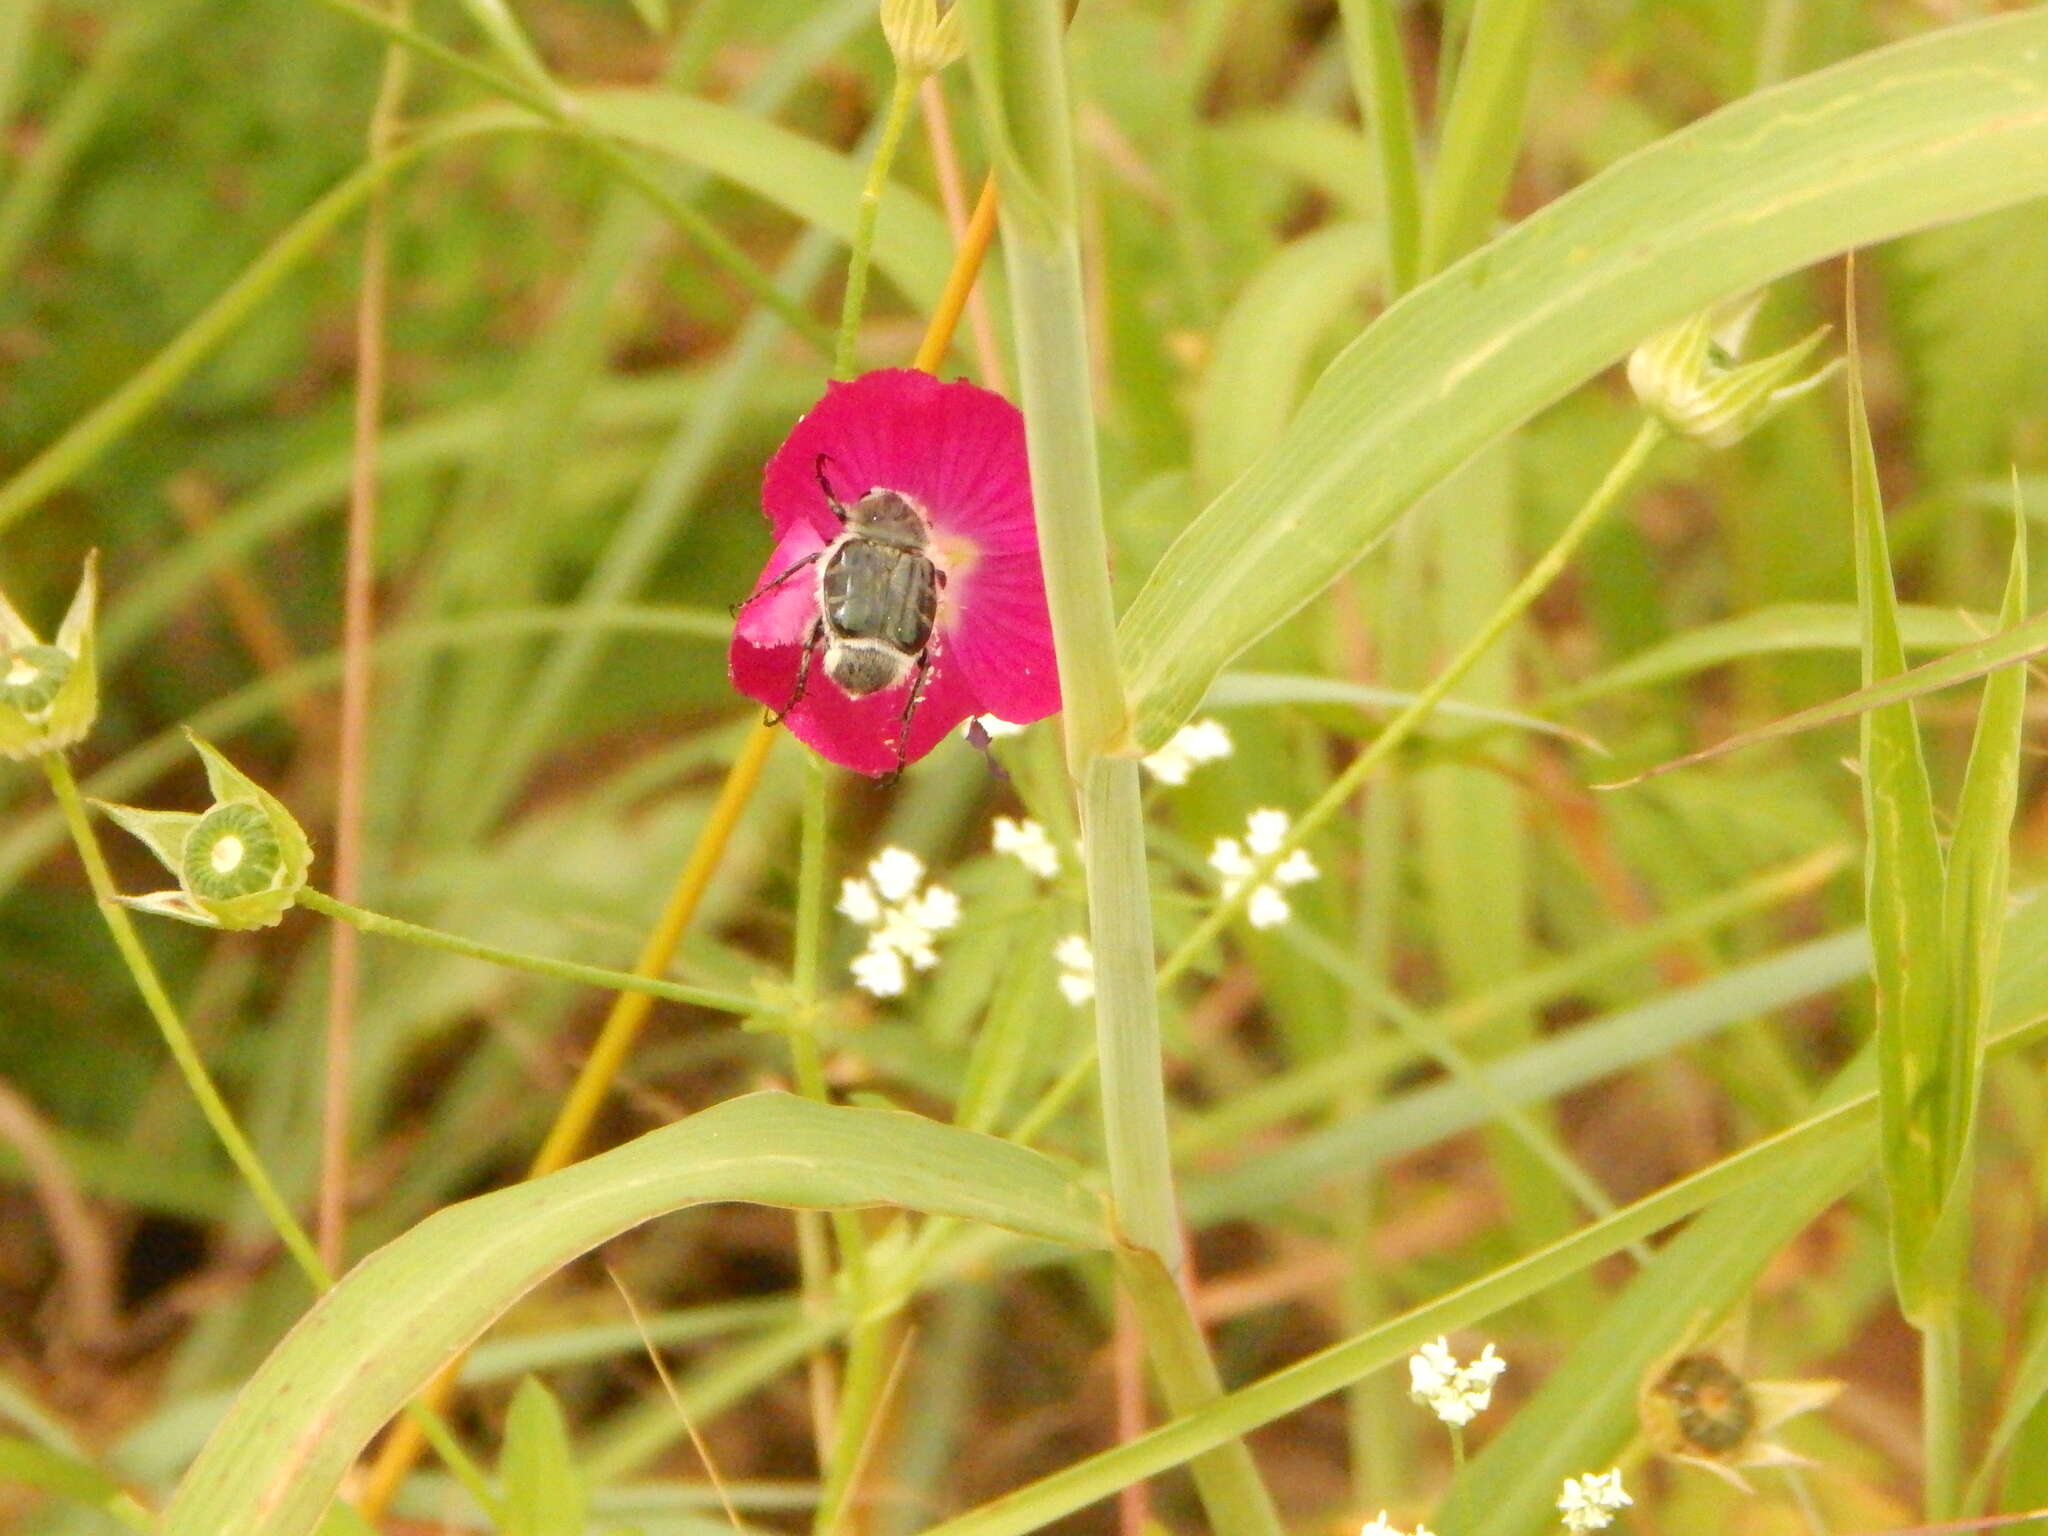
[96,732,312,930]
[0,553,99,761]
[880,0,963,75]
[1627,296,1840,448]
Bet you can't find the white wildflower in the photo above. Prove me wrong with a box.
[1054,934,1095,1006]
[1141,718,1233,785]
[1209,808,1319,930]
[992,816,1060,878]
[836,877,882,926]
[841,848,959,997]
[850,947,908,999]
[1558,1470,1631,1534]
[1409,1337,1507,1428]
[868,847,926,903]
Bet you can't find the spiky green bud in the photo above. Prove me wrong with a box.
[96,733,312,930]
[1628,297,1841,448]
[0,553,98,761]
[880,0,962,75]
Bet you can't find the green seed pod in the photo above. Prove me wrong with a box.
[0,553,99,761]
[880,0,963,75]
[1628,296,1841,449]
[96,732,312,930]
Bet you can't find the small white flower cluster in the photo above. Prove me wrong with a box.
[1209,808,1319,929]
[1141,718,1232,785]
[1408,1337,1506,1428]
[1054,934,1094,1006]
[1557,1470,1631,1534]
[838,847,960,999]
[992,816,1059,878]
[1360,1512,1434,1536]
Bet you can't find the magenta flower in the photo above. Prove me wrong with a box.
[729,369,1060,777]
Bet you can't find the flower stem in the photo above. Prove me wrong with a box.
[41,752,327,1287]
[1923,1305,1964,1520]
[1156,416,1668,989]
[297,888,763,1017]
[835,64,922,381]
[966,3,1281,1530]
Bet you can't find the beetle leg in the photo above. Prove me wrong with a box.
[881,645,936,785]
[768,619,825,726]
[731,549,823,618]
[815,454,849,521]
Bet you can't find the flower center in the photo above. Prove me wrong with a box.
[0,644,70,715]
[210,835,246,876]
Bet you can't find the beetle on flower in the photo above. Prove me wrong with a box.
[730,370,1060,779]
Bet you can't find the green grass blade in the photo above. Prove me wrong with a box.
[1193,222,1376,496]
[1547,600,1984,710]
[500,1379,587,1536]
[1606,605,2048,784]
[1937,506,2027,1221]
[1335,0,1423,293]
[1418,0,1542,274]
[1118,12,2048,750]
[159,1095,1110,1536]
[1847,296,1951,1321]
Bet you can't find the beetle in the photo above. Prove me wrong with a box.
[738,455,944,774]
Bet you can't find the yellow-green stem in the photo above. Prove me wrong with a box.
[835,65,922,380]
[43,753,327,1287]
[298,888,762,1015]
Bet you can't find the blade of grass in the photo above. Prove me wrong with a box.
[1335,0,1422,294]
[1418,0,1543,275]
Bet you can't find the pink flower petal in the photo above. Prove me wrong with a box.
[735,369,1061,774]
[734,523,829,648]
[730,629,982,779]
[762,371,1034,553]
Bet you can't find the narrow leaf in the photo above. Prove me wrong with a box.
[500,1378,587,1536]
[1931,495,2028,1248]
[1847,287,1950,1322]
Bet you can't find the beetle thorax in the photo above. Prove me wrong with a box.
[845,488,930,550]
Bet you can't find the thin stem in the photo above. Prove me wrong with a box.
[41,753,328,1288]
[915,176,999,376]
[920,78,1005,388]
[1924,1308,1964,1521]
[297,888,762,1016]
[322,0,412,1277]
[788,752,849,1479]
[1156,417,1668,989]
[835,65,922,379]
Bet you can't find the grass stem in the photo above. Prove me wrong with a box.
[297,888,764,1017]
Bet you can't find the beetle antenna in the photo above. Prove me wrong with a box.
[815,453,848,522]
